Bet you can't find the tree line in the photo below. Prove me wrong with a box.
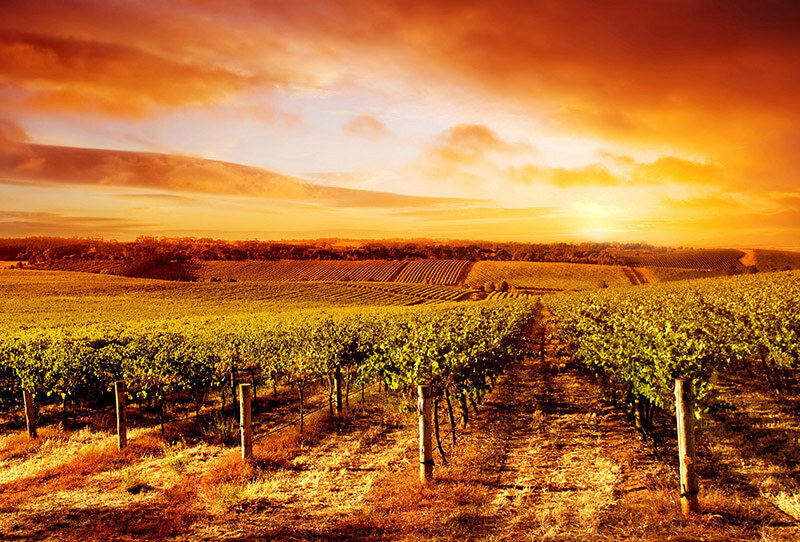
[0,236,640,266]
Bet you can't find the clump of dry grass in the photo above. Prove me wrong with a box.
[199,413,239,446]
[196,413,337,514]
[0,428,163,496]
[252,414,331,469]
[772,491,800,521]
[119,469,151,494]
[0,426,71,462]
[162,442,189,474]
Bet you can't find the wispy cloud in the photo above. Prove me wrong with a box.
[344,114,391,139]
[0,210,152,236]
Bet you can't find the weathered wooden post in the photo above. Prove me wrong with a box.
[634,396,645,431]
[115,380,127,450]
[22,389,37,439]
[418,384,433,482]
[334,367,344,415]
[239,383,253,460]
[675,378,700,515]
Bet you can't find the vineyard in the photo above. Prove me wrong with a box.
[0,271,482,334]
[26,259,129,274]
[484,290,536,300]
[0,297,535,418]
[2,267,800,540]
[392,259,471,285]
[138,259,408,283]
[333,281,468,303]
[547,270,800,425]
[466,261,630,290]
[642,266,722,282]
[748,249,800,272]
[0,266,537,451]
[135,259,472,286]
[615,248,746,270]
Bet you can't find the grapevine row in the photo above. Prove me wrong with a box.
[0,299,538,430]
[547,270,800,429]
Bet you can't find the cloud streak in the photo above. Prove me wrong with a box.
[0,210,151,237]
[0,139,476,209]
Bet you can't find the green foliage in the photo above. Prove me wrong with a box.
[548,271,800,409]
[0,270,538,415]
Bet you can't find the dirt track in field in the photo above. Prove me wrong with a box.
[424,316,677,541]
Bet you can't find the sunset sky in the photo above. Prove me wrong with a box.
[1,0,799,247]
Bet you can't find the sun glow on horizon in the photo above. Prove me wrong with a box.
[0,1,798,247]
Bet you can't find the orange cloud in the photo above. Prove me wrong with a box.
[4,1,798,170]
[428,124,521,165]
[631,157,729,187]
[344,114,391,139]
[0,139,476,209]
[661,195,743,211]
[509,164,619,188]
[0,119,28,143]
[393,206,556,221]
[0,31,260,116]
[0,210,151,237]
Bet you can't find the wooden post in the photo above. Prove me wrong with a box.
[115,381,127,450]
[418,384,433,482]
[675,378,700,515]
[22,389,37,439]
[239,383,253,460]
[633,397,643,430]
[334,367,343,415]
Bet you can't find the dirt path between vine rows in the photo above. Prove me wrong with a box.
[400,315,799,541]
[421,316,679,540]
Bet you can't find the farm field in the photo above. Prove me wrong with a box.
[138,259,408,283]
[27,259,129,274]
[392,259,471,285]
[466,261,631,290]
[333,281,468,303]
[748,249,800,272]
[1,299,799,540]
[136,259,472,286]
[615,248,746,270]
[25,257,755,294]
[0,270,473,332]
[642,266,724,282]
[1,267,800,540]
